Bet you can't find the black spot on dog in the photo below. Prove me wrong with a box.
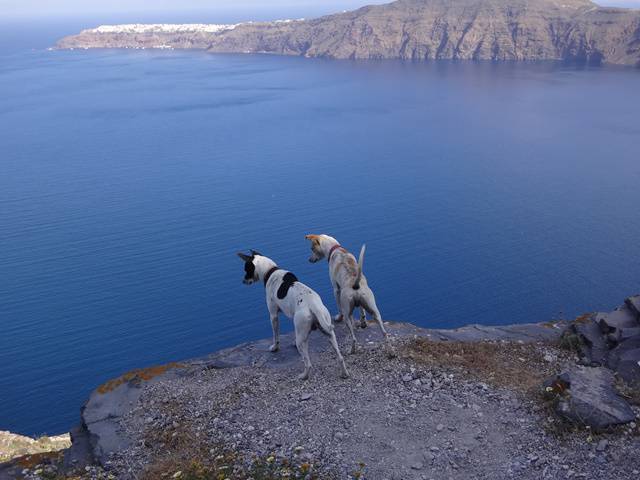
[243,260,255,281]
[277,272,298,299]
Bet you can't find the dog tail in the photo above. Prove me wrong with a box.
[353,244,366,290]
[312,304,333,336]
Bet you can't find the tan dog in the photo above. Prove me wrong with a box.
[305,234,392,355]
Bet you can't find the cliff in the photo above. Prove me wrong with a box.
[57,0,640,66]
[2,294,640,479]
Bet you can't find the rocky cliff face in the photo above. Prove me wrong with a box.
[57,0,640,66]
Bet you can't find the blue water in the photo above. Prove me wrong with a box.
[1,25,639,437]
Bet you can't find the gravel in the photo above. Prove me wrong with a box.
[101,337,640,479]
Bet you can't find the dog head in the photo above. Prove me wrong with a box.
[305,234,338,263]
[237,250,262,285]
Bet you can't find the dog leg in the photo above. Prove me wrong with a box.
[340,296,358,355]
[359,307,367,329]
[361,292,396,358]
[294,313,313,380]
[333,287,343,323]
[328,329,349,379]
[269,313,280,352]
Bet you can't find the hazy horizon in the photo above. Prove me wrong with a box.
[1,1,388,19]
[2,0,639,19]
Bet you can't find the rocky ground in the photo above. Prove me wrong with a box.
[0,433,70,464]
[3,295,640,479]
[108,338,640,480]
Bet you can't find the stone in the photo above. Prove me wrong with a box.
[596,439,608,452]
[616,328,640,343]
[299,393,312,402]
[625,295,640,318]
[564,316,608,366]
[543,366,635,430]
[595,307,639,337]
[606,337,640,384]
[402,373,414,382]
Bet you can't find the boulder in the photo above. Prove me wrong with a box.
[595,306,639,334]
[543,366,635,430]
[626,295,640,318]
[617,327,640,343]
[563,315,609,366]
[607,336,640,385]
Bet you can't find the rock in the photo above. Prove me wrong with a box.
[596,439,608,452]
[625,295,640,318]
[543,366,635,430]
[0,431,71,464]
[617,328,640,343]
[606,337,640,385]
[563,315,609,366]
[299,393,312,402]
[402,373,414,382]
[436,424,444,432]
[596,308,639,345]
[596,307,639,331]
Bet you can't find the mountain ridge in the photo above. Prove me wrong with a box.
[57,0,640,66]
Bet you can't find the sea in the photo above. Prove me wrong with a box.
[1,15,639,436]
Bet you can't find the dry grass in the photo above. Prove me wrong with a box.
[97,363,185,394]
[402,338,565,394]
[615,377,640,407]
[14,450,65,469]
[140,407,331,480]
[402,338,587,436]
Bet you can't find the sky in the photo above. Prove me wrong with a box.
[1,0,638,18]
[0,1,391,18]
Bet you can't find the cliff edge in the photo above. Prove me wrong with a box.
[2,294,640,479]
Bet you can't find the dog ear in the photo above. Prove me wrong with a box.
[237,252,252,262]
[305,234,318,241]
[250,249,262,257]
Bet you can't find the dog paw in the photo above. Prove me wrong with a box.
[333,314,344,323]
[340,370,350,379]
[298,371,310,381]
[269,344,280,352]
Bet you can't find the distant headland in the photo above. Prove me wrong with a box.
[56,0,640,66]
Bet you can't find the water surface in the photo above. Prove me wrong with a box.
[1,43,639,436]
